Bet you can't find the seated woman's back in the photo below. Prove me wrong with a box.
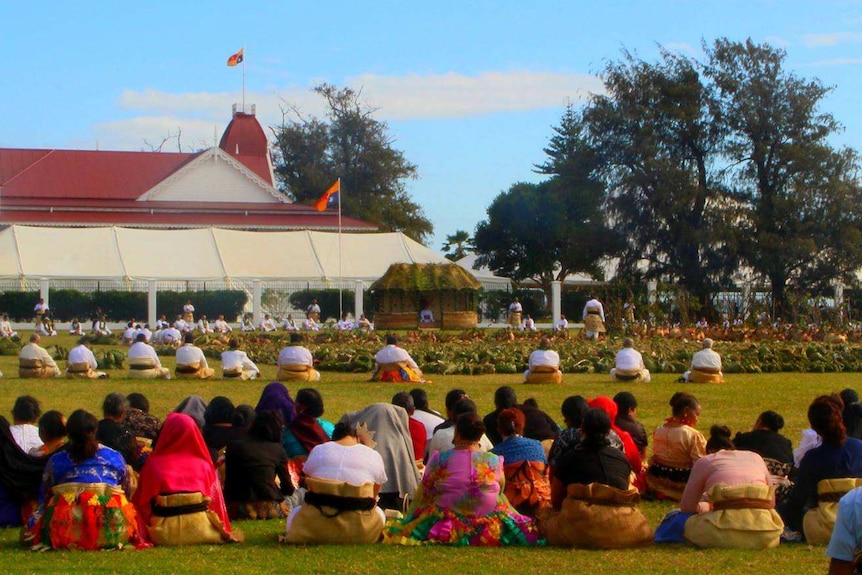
[427,449,502,517]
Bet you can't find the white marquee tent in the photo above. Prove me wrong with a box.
[0,225,453,325]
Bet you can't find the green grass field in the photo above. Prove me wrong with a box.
[0,334,849,574]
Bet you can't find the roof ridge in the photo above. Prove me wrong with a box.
[3,149,55,187]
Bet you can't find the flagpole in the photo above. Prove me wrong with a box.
[337,177,343,319]
[242,47,246,111]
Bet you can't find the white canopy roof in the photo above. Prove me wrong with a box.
[0,225,451,281]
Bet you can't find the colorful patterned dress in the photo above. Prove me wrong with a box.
[28,446,141,550]
[383,449,541,546]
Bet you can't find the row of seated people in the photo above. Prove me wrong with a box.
[4,384,862,564]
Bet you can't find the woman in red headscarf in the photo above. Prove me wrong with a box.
[133,413,239,545]
[588,397,645,491]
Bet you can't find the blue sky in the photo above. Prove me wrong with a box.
[5,1,862,251]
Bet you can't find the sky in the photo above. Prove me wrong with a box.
[5,1,862,253]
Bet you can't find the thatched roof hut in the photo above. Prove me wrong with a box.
[369,263,481,329]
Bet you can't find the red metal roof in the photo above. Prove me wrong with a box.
[0,148,200,200]
[219,112,273,184]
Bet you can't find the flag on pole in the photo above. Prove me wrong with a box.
[314,180,340,211]
[227,48,244,67]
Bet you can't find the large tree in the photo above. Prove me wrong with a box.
[271,83,433,243]
[441,229,474,262]
[704,38,862,315]
[583,49,738,311]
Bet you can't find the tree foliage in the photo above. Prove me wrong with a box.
[271,83,433,243]
[441,230,474,262]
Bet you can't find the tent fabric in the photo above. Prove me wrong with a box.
[0,225,450,282]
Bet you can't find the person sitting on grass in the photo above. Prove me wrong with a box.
[127,333,171,379]
[30,411,67,458]
[733,410,795,503]
[614,392,648,461]
[221,338,260,380]
[175,333,215,379]
[523,336,562,384]
[610,338,651,383]
[0,415,45,527]
[371,334,426,383]
[683,338,724,383]
[18,334,60,378]
[646,392,706,501]
[65,337,108,379]
[277,333,320,382]
[654,425,782,548]
[491,408,551,517]
[10,395,43,454]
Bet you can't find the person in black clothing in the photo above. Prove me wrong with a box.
[95,392,138,469]
[203,396,244,464]
[483,386,559,446]
[551,407,631,508]
[840,389,862,440]
[613,392,648,459]
[733,410,794,464]
[224,409,294,520]
[431,388,469,435]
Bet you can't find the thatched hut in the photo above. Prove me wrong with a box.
[369,263,482,329]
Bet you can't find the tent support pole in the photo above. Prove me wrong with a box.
[552,280,562,328]
[354,280,364,322]
[39,279,50,310]
[148,280,157,329]
[253,280,262,327]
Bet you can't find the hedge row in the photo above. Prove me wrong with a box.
[0,290,248,322]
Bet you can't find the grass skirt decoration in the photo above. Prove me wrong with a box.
[28,482,142,550]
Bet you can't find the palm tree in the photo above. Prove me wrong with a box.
[441,230,474,261]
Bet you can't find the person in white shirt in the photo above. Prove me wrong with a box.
[155,315,170,330]
[523,336,562,384]
[175,333,214,379]
[241,316,255,332]
[33,298,49,328]
[283,314,298,331]
[213,315,232,334]
[135,324,152,343]
[121,322,137,345]
[409,388,445,441]
[36,315,57,337]
[67,317,82,336]
[197,315,214,334]
[302,313,320,331]
[418,308,434,324]
[259,314,277,332]
[684,338,724,383]
[357,314,374,331]
[306,299,321,322]
[66,337,107,379]
[695,317,709,329]
[1,314,17,338]
[277,333,320,381]
[157,324,182,347]
[93,314,112,336]
[10,395,43,454]
[371,335,425,383]
[18,334,60,378]
[522,314,536,332]
[127,333,170,379]
[582,296,606,339]
[221,338,259,380]
[610,337,650,383]
[337,313,355,331]
[173,315,189,334]
[183,300,195,323]
[555,314,569,331]
[507,297,523,327]
[426,398,494,457]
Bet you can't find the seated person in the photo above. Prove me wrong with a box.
[1,314,17,338]
[221,339,260,380]
[391,392,427,468]
[282,314,298,331]
[482,386,559,449]
[610,338,651,382]
[173,315,189,334]
[555,315,569,332]
[283,421,387,544]
[614,392,648,461]
[384,413,540,546]
[371,335,425,383]
[684,338,724,383]
[93,315,112,336]
[27,410,142,550]
[10,395,43,454]
[65,337,107,379]
[276,333,320,382]
[523,336,562,384]
[30,410,67,457]
[67,318,82,336]
[240,316,255,332]
[37,313,57,337]
[418,308,435,325]
[734,410,795,503]
[337,313,355,331]
[654,425,782,549]
[282,388,333,460]
[491,408,551,517]
[301,313,320,331]
[156,324,182,347]
[155,315,169,330]
[135,324,152,343]
[132,413,238,545]
[96,393,138,469]
[539,408,651,549]
[827,486,862,574]
[0,415,45,527]
[18,334,60,378]
[427,398,494,456]
[197,315,214,334]
[259,314,277,332]
[224,410,294,520]
[121,322,137,345]
[127,333,171,379]
[357,314,373,331]
[124,392,161,444]
[779,395,862,544]
[522,314,536,332]
[646,392,706,501]
[175,333,215,379]
[213,315,232,334]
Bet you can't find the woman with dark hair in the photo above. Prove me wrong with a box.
[547,396,589,468]
[778,394,862,543]
[655,425,782,548]
[30,411,67,457]
[490,408,550,517]
[282,388,333,459]
[589,396,644,490]
[224,409,295,520]
[284,421,387,544]
[733,410,795,502]
[540,408,651,549]
[646,392,706,501]
[384,413,540,546]
[614,391,648,458]
[28,409,142,550]
[0,416,45,526]
[839,388,862,440]
[133,413,238,545]
[203,396,243,463]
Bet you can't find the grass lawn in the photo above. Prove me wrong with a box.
[0,334,850,574]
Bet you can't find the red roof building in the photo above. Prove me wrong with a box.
[0,105,376,232]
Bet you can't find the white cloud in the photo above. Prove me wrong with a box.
[99,70,604,151]
[803,32,862,47]
[809,57,862,66]
[663,42,698,57]
[764,35,791,48]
